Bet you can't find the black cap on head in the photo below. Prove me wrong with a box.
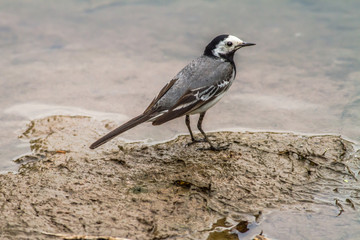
[204,34,229,57]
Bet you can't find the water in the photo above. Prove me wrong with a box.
[0,0,359,238]
[238,208,360,240]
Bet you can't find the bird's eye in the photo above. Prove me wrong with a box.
[226,42,233,47]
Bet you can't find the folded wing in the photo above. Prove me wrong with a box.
[152,78,231,125]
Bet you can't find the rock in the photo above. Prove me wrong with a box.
[0,115,359,239]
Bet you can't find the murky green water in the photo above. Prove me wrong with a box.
[0,0,359,239]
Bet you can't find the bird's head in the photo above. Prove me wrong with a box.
[204,34,255,61]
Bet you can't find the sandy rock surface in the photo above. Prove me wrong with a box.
[0,116,359,240]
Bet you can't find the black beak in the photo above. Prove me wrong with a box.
[241,42,256,47]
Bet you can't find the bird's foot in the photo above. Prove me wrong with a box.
[198,143,231,151]
[186,138,206,147]
[186,135,230,151]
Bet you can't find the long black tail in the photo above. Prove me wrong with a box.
[90,114,151,149]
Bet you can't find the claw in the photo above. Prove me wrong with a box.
[198,143,230,151]
[186,138,206,147]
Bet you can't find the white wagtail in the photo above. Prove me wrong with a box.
[90,34,255,150]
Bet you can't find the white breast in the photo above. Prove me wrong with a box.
[190,91,226,114]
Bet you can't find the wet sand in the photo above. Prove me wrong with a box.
[1,0,360,172]
[0,115,359,239]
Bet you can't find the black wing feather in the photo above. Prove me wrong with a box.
[152,81,230,125]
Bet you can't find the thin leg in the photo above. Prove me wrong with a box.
[185,115,206,145]
[197,112,229,151]
[185,115,195,141]
[197,112,216,150]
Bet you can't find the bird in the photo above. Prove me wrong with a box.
[90,34,255,150]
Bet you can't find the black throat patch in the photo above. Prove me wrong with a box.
[219,52,236,75]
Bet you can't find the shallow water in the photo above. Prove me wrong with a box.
[237,208,360,240]
[0,1,359,238]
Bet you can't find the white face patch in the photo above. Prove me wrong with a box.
[212,35,244,58]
